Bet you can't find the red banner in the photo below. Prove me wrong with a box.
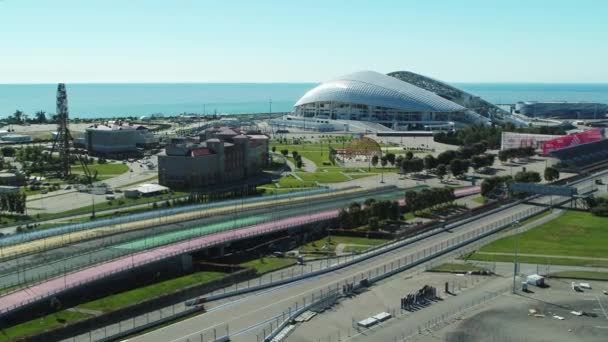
[542,128,603,155]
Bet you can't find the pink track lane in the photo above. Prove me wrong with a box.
[0,186,481,314]
[0,209,338,314]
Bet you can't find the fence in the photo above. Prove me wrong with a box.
[307,284,511,342]
[0,186,389,291]
[0,210,340,316]
[140,201,552,342]
[0,187,339,248]
[10,172,604,340]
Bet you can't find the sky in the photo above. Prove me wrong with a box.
[1,0,607,83]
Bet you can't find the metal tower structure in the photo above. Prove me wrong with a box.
[56,83,71,178]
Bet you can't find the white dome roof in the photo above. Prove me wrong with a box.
[295,71,464,112]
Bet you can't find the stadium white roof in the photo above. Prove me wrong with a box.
[295,71,465,113]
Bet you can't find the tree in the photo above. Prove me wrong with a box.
[35,111,47,123]
[380,156,388,168]
[436,164,447,180]
[292,151,298,159]
[12,110,24,123]
[498,150,509,163]
[514,171,541,183]
[50,297,62,312]
[405,151,414,160]
[280,149,289,157]
[423,154,436,171]
[1,146,16,157]
[386,153,396,166]
[271,146,276,153]
[296,159,303,169]
[371,155,379,167]
[368,216,380,230]
[449,159,468,178]
[544,166,560,182]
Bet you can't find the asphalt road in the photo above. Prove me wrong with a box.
[65,171,603,342]
[126,197,557,342]
[0,188,404,289]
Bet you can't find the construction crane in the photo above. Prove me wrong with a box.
[49,83,96,184]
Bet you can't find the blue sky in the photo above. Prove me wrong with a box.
[1,0,607,83]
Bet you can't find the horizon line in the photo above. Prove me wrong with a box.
[2,81,608,86]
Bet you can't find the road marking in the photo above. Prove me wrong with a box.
[596,295,608,321]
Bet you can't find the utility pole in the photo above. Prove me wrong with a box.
[512,220,521,293]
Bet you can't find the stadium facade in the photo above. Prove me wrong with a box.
[515,101,608,119]
[288,71,490,132]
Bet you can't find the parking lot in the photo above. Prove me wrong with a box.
[419,277,608,342]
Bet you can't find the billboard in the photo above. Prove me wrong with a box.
[541,128,604,155]
[501,132,561,151]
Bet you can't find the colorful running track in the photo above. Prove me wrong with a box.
[0,186,479,316]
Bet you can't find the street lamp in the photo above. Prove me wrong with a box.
[512,220,521,293]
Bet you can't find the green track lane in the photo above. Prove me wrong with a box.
[115,215,270,250]
[113,187,421,252]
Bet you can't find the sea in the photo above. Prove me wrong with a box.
[1,83,607,119]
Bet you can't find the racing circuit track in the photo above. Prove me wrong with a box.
[0,186,480,316]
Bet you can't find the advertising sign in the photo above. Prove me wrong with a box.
[541,128,603,155]
[501,132,561,151]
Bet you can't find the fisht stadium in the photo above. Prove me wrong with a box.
[272,70,524,132]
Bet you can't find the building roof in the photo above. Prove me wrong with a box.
[247,134,269,140]
[295,71,465,113]
[126,183,169,194]
[190,147,214,157]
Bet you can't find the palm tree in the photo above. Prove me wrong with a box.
[12,110,24,123]
[35,111,47,123]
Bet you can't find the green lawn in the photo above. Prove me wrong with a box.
[276,175,316,188]
[296,172,349,183]
[78,271,225,313]
[71,163,129,180]
[468,253,608,267]
[548,271,608,281]
[0,310,92,342]
[474,211,608,259]
[471,195,485,204]
[240,257,297,274]
[300,235,387,255]
[430,263,487,273]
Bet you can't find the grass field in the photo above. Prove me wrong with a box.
[78,271,225,313]
[471,195,485,204]
[477,211,608,258]
[296,172,349,183]
[467,253,608,267]
[240,257,297,274]
[300,235,387,255]
[548,271,608,281]
[0,310,92,342]
[468,211,608,266]
[71,163,130,180]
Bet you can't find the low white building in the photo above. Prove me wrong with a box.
[124,183,169,198]
[1,134,32,143]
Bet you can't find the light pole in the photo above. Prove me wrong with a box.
[512,220,521,293]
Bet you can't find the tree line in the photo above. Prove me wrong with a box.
[497,147,535,163]
[0,193,27,214]
[433,123,569,149]
[338,199,400,230]
[405,187,455,213]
